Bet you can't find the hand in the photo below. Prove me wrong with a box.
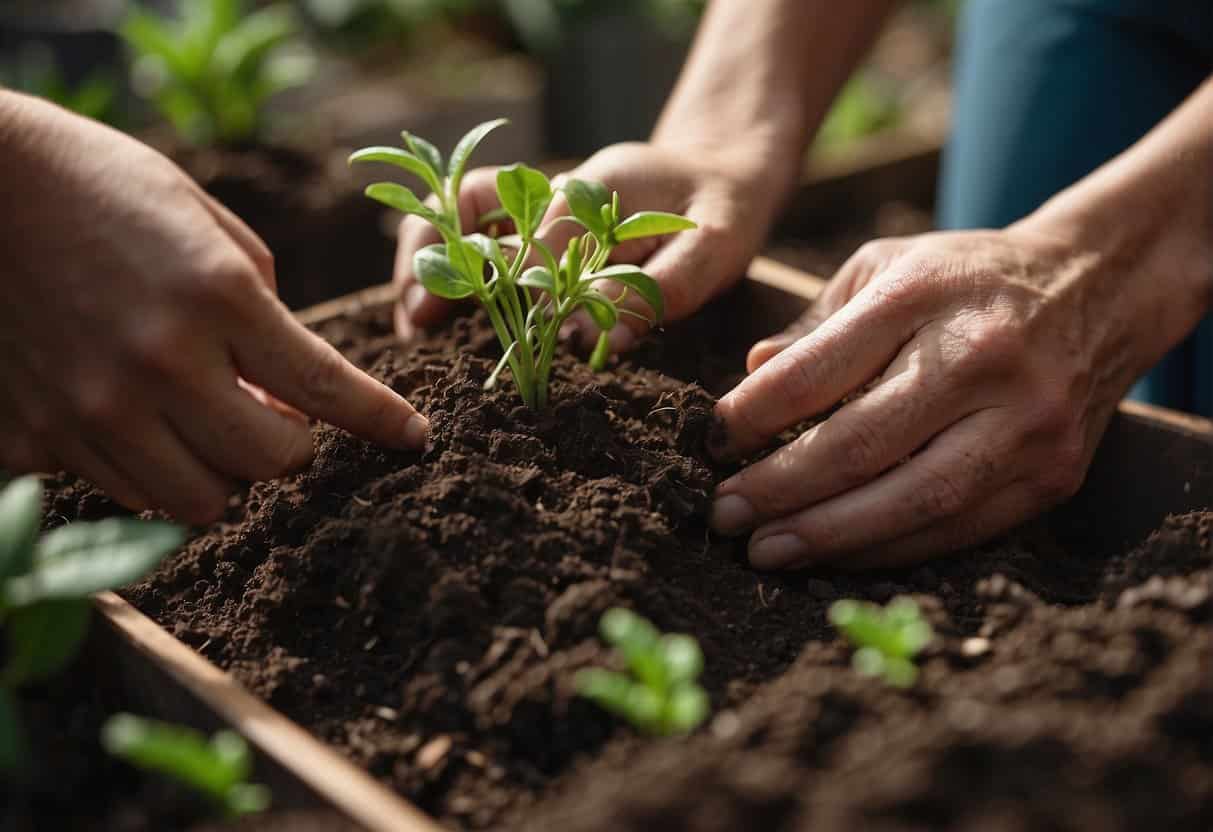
[709,224,1160,570]
[393,141,778,351]
[0,95,427,523]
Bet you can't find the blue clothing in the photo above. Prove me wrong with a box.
[939,0,1213,415]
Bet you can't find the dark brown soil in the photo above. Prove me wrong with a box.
[46,286,1213,831]
[156,139,396,310]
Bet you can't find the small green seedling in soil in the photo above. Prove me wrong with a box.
[350,118,696,408]
[828,596,932,688]
[122,0,311,144]
[575,607,710,736]
[102,713,270,817]
[0,476,185,772]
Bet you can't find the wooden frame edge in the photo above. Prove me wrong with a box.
[93,591,443,832]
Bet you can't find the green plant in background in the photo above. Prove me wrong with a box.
[102,713,271,817]
[829,597,932,688]
[0,42,120,124]
[815,73,901,151]
[575,607,709,736]
[500,0,706,53]
[351,118,695,408]
[0,476,184,771]
[298,0,478,51]
[121,0,313,144]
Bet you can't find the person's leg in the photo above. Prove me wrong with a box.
[940,0,1213,414]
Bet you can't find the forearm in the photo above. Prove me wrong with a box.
[1018,76,1213,378]
[653,0,896,193]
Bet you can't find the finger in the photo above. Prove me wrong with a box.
[745,407,1011,569]
[56,436,151,513]
[231,295,429,450]
[746,239,913,373]
[711,360,984,536]
[714,272,938,459]
[170,371,314,483]
[99,419,235,524]
[828,481,1043,570]
[200,192,277,292]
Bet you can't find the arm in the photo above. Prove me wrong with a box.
[394,0,896,347]
[0,92,427,523]
[712,77,1213,570]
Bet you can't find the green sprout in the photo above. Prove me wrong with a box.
[0,476,185,771]
[121,0,312,144]
[102,713,270,817]
[828,597,932,688]
[350,119,696,408]
[575,607,709,736]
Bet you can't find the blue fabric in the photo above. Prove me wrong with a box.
[939,0,1213,415]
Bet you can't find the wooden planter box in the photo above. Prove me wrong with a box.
[88,252,1211,830]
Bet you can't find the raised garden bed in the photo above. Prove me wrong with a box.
[44,253,1213,831]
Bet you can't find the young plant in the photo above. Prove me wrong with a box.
[575,607,709,736]
[0,476,185,771]
[102,713,270,817]
[122,0,312,144]
[0,42,121,124]
[828,597,932,688]
[350,119,696,408]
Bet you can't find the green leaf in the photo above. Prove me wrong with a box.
[584,265,665,322]
[495,163,553,239]
[363,183,439,223]
[121,11,191,80]
[1,599,91,686]
[403,131,444,177]
[601,608,658,651]
[580,292,618,332]
[589,331,611,372]
[518,266,556,293]
[0,688,22,772]
[561,179,611,239]
[575,668,633,714]
[213,5,298,81]
[0,476,42,581]
[664,685,710,734]
[348,147,442,198]
[102,714,268,815]
[623,685,663,733]
[484,341,519,391]
[2,520,184,608]
[612,211,697,242]
[448,118,508,203]
[658,635,703,685]
[413,244,476,300]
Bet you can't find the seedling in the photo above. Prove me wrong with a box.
[121,0,312,144]
[350,119,696,408]
[575,607,709,736]
[102,713,270,817]
[0,476,184,771]
[828,597,932,688]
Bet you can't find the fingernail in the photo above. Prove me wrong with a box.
[749,533,809,570]
[606,326,635,354]
[404,283,428,316]
[711,493,755,536]
[404,413,430,449]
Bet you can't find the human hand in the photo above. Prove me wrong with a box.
[393,141,779,351]
[709,225,1157,569]
[0,94,427,523]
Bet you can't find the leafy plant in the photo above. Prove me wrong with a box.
[351,118,696,408]
[102,713,270,817]
[575,607,709,736]
[0,476,184,771]
[121,0,313,144]
[829,597,932,688]
[0,42,121,124]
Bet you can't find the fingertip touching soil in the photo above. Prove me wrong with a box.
[45,284,1213,831]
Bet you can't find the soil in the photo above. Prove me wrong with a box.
[45,284,1213,831]
[155,138,397,311]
